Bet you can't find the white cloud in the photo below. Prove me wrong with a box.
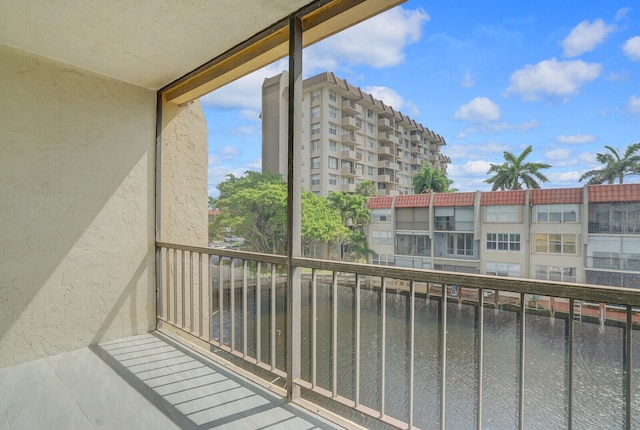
[628,95,640,114]
[200,61,286,111]
[616,7,630,21]
[562,19,615,57]
[220,146,239,158]
[454,97,500,122]
[461,72,475,88]
[447,142,508,160]
[519,120,539,131]
[246,159,262,169]
[623,36,640,61]
[555,134,597,144]
[505,58,601,102]
[549,171,582,184]
[364,86,405,110]
[463,160,493,174]
[306,7,429,70]
[546,148,571,160]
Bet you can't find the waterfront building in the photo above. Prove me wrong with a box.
[368,183,640,288]
[262,71,450,197]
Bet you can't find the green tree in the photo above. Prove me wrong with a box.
[413,165,453,193]
[579,143,640,185]
[301,190,349,257]
[484,145,551,191]
[355,180,376,197]
[328,191,372,261]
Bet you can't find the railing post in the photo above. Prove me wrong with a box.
[286,11,303,402]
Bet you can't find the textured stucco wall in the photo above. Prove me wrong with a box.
[0,45,156,367]
[160,99,208,246]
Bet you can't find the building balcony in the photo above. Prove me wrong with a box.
[378,131,399,145]
[340,132,357,145]
[341,116,360,131]
[378,118,394,131]
[378,173,393,183]
[341,148,358,161]
[146,242,640,429]
[341,166,357,177]
[588,221,640,234]
[342,183,356,193]
[377,145,394,157]
[341,99,362,116]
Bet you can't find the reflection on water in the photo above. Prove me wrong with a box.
[214,278,639,429]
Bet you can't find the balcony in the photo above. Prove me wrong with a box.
[378,131,399,146]
[341,132,357,145]
[378,118,394,131]
[341,116,360,131]
[341,148,357,161]
[589,221,640,234]
[342,183,356,193]
[378,173,393,183]
[152,242,640,429]
[341,99,362,117]
[341,166,356,177]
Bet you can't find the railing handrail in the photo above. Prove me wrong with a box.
[156,241,287,265]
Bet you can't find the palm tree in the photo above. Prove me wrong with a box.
[485,145,551,191]
[413,165,451,193]
[579,143,640,185]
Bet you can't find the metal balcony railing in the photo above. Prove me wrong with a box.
[589,221,640,234]
[156,241,640,430]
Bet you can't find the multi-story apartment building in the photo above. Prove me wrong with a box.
[262,71,450,197]
[368,183,640,288]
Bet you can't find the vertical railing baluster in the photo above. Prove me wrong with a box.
[568,298,575,430]
[189,251,193,332]
[243,260,248,358]
[207,254,212,342]
[173,248,177,325]
[218,257,224,345]
[271,264,277,371]
[440,284,448,430]
[156,247,162,320]
[625,305,632,430]
[312,268,317,389]
[408,280,415,429]
[166,248,170,322]
[256,262,262,364]
[355,274,361,408]
[477,289,485,430]
[332,271,338,398]
[198,253,203,337]
[380,277,387,418]
[519,293,526,430]
[181,250,185,328]
[230,258,236,352]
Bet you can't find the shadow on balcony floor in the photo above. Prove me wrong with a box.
[0,333,341,430]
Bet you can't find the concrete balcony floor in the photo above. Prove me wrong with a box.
[0,333,341,430]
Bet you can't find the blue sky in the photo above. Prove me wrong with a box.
[202,0,640,196]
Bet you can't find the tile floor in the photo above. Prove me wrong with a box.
[0,333,342,430]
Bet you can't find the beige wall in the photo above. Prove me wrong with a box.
[159,99,208,246]
[0,45,156,366]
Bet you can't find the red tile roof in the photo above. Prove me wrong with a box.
[529,188,582,204]
[394,194,431,208]
[588,184,640,202]
[368,196,393,209]
[432,192,475,207]
[208,209,220,216]
[480,190,526,206]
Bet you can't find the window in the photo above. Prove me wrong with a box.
[486,233,521,251]
[328,90,337,102]
[328,106,337,119]
[311,174,320,185]
[367,151,374,162]
[368,138,375,148]
[311,157,320,169]
[367,123,374,134]
[311,123,320,135]
[367,166,374,176]
[536,204,578,223]
[372,209,391,223]
[328,123,337,135]
[536,265,576,282]
[372,230,393,245]
[485,205,518,222]
[311,139,320,151]
[396,234,430,256]
[329,140,337,151]
[589,202,640,234]
[367,109,373,119]
[486,262,521,278]
[328,156,338,169]
[535,234,577,254]
[310,106,320,119]
[329,174,337,185]
[311,89,320,104]
[446,233,475,256]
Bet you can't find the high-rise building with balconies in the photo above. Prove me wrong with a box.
[262,71,450,197]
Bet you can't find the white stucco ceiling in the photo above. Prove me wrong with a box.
[0,0,310,90]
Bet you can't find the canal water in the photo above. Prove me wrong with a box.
[214,277,640,429]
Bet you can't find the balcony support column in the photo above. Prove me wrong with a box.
[286,12,303,402]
